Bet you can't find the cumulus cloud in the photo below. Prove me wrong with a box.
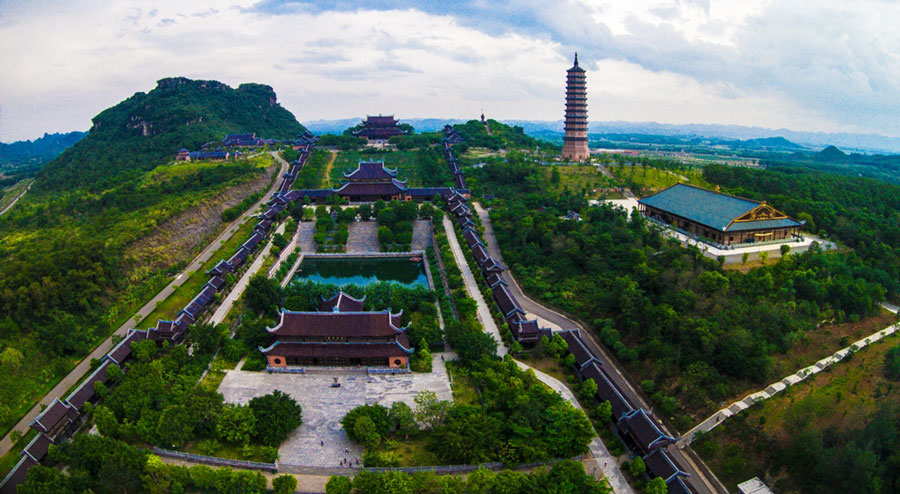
[0,0,897,141]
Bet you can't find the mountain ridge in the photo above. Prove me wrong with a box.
[37,77,305,192]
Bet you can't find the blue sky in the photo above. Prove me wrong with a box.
[2,0,900,141]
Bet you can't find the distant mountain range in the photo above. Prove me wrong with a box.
[0,131,86,168]
[305,118,900,154]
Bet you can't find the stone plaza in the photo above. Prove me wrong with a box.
[216,353,453,467]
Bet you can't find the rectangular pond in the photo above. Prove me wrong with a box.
[292,256,429,289]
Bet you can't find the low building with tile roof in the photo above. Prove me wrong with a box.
[638,183,804,245]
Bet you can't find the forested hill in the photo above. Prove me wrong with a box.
[452,119,541,150]
[36,77,305,192]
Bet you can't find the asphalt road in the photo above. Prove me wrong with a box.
[0,180,32,215]
[473,202,725,494]
[0,154,287,457]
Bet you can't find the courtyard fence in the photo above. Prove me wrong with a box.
[277,455,585,476]
[152,447,277,472]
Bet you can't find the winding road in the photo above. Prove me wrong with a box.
[472,203,726,494]
[0,154,288,457]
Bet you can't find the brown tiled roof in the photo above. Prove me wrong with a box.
[343,161,397,180]
[644,449,690,483]
[559,330,598,368]
[65,360,111,411]
[106,329,143,365]
[319,292,366,312]
[463,228,482,248]
[581,361,633,420]
[492,285,524,318]
[334,180,406,196]
[485,272,507,288]
[619,409,675,453]
[472,244,490,265]
[22,433,52,462]
[1,455,38,494]
[31,398,76,434]
[268,310,405,338]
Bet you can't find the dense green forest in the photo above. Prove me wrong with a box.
[0,77,305,435]
[476,160,886,425]
[704,164,900,299]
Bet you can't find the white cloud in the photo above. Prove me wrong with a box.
[0,0,898,141]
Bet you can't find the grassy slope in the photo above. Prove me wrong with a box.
[697,332,900,492]
[0,156,273,436]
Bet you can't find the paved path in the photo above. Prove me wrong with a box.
[0,154,288,457]
[441,215,505,357]
[680,318,900,446]
[209,222,285,326]
[0,179,31,215]
[473,203,723,494]
[443,213,633,492]
[515,362,634,494]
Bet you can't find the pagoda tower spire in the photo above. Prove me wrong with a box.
[561,52,589,161]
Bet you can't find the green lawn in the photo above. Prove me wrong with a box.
[608,164,711,194]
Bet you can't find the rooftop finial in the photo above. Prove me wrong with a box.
[574,52,579,66]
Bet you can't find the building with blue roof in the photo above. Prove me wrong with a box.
[638,183,804,245]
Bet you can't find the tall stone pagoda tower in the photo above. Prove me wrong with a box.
[562,53,589,161]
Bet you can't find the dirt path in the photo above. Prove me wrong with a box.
[0,153,288,457]
[322,151,337,188]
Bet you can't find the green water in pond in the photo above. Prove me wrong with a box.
[293,257,428,288]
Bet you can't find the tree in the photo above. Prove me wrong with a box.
[414,390,451,430]
[741,252,749,265]
[325,475,352,494]
[884,344,900,380]
[245,275,282,316]
[273,474,299,494]
[105,363,122,382]
[217,404,256,445]
[550,166,561,184]
[93,405,118,437]
[358,203,372,221]
[781,244,791,256]
[16,465,74,494]
[342,404,392,441]
[156,404,195,448]
[0,346,24,369]
[595,401,612,424]
[411,339,432,373]
[580,378,598,402]
[354,415,382,449]
[629,455,646,477]
[377,225,393,245]
[390,401,417,439]
[190,323,223,356]
[645,477,668,494]
[272,233,288,252]
[131,339,158,363]
[249,390,303,446]
[759,251,769,263]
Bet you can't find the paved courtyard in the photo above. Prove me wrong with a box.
[346,221,379,253]
[217,353,453,467]
[410,220,432,251]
